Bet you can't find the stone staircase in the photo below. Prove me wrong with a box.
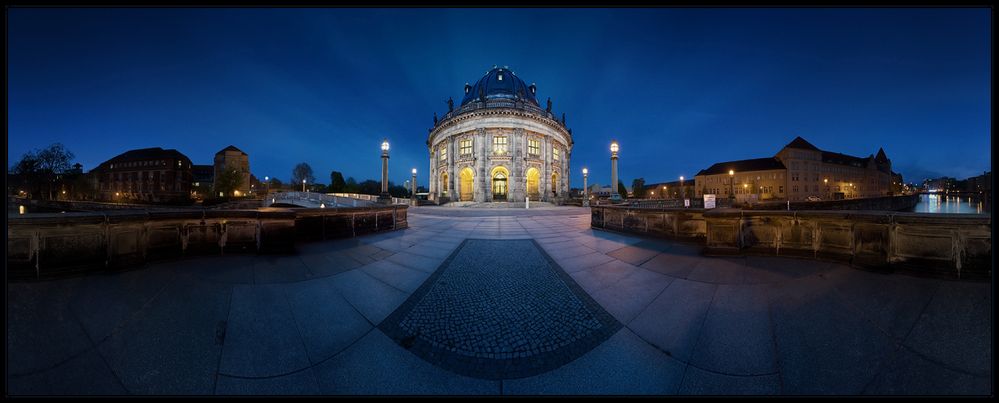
[442,201,556,208]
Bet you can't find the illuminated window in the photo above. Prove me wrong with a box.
[460,138,472,156]
[553,148,560,161]
[493,136,508,155]
[439,145,447,163]
[528,139,540,156]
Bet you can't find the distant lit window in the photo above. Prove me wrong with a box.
[460,138,472,156]
[553,148,560,161]
[498,73,503,81]
[493,136,508,155]
[528,139,540,156]
[439,145,447,163]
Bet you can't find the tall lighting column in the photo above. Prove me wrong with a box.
[411,168,417,206]
[582,167,589,207]
[379,139,391,203]
[609,141,621,203]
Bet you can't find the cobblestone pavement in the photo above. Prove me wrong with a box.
[380,239,620,379]
[6,207,992,395]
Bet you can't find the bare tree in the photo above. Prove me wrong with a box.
[291,163,315,189]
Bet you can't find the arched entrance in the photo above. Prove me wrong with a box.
[459,167,474,201]
[440,172,449,197]
[551,171,559,198]
[526,167,540,201]
[491,166,509,201]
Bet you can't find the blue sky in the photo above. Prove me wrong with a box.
[7,8,991,188]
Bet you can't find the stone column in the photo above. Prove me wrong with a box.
[449,137,457,200]
[475,129,486,202]
[511,128,525,202]
[542,137,550,202]
[429,147,436,201]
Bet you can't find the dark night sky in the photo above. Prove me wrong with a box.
[7,8,991,188]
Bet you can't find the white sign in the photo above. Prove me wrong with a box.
[684,198,690,207]
[704,194,716,209]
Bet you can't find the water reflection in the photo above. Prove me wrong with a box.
[910,194,988,214]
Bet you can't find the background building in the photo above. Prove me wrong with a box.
[92,147,193,203]
[213,145,250,196]
[644,179,696,200]
[428,66,573,203]
[191,164,214,199]
[695,136,897,202]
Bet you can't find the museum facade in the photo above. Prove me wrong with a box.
[427,66,573,203]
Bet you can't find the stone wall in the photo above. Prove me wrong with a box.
[591,205,991,280]
[6,205,407,281]
[590,206,707,241]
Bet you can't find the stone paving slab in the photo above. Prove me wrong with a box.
[68,267,178,344]
[590,267,674,324]
[554,251,616,274]
[219,284,311,378]
[768,274,897,395]
[569,259,641,294]
[97,271,231,394]
[640,252,703,279]
[251,255,312,284]
[215,371,321,395]
[360,259,431,293]
[384,250,446,273]
[7,348,127,395]
[901,280,992,376]
[627,278,717,362]
[823,267,941,341]
[327,269,409,325]
[862,346,992,395]
[503,328,685,395]
[689,284,776,376]
[686,257,749,284]
[312,330,501,395]
[283,277,373,363]
[678,365,781,395]
[7,277,93,375]
[298,249,364,278]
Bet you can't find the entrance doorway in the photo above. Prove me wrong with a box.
[459,167,474,201]
[491,166,509,201]
[526,168,540,201]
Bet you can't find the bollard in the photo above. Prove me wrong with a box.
[526,196,529,209]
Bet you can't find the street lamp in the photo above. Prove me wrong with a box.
[662,186,667,200]
[824,178,828,200]
[411,168,417,206]
[265,176,270,197]
[379,139,391,203]
[609,140,621,202]
[582,168,589,207]
[680,175,685,202]
[302,179,306,192]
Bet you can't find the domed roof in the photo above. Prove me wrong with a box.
[460,66,539,107]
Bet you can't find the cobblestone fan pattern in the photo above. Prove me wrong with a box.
[379,239,622,379]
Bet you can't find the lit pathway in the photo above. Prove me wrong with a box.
[6,207,992,395]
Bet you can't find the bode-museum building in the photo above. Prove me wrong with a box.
[428,66,573,203]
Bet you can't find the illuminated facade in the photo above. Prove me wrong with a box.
[93,147,193,203]
[695,136,896,202]
[428,66,573,203]
[213,145,251,196]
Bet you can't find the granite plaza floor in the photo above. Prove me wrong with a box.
[6,206,992,395]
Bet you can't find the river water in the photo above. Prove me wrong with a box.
[907,194,989,214]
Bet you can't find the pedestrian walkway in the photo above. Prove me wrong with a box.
[6,208,991,395]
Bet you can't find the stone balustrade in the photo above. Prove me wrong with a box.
[6,205,408,280]
[591,205,991,280]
